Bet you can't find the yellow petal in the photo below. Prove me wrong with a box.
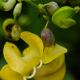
[21,46,42,72]
[34,63,66,80]
[3,41,42,75]
[35,54,65,76]
[1,64,24,80]
[20,31,43,57]
[42,44,67,64]
[22,47,30,57]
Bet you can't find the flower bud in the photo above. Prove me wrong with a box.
[52,6,76,29]
[3,18,16,36]
[11,25,21,41]
[3,18,21,41]
[13,3,22,19]
[2,0,16,11]
[41,28,55,47]
[47,1,59,15]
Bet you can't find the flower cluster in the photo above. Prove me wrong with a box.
[0,0,80,80]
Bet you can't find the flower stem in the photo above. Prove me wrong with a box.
[26,0,38,8]
[44,20,49,29]
[71,6,80,18]
[19,0,49,16]
[14,14,17,20]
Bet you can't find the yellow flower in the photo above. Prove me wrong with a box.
[1,31,67,80]
[2,31,43,77]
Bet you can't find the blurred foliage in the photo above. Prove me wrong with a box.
[0,0,80,80]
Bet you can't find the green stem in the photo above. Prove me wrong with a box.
[42,8,49,16]
[43,2,51,7]
[70,6,80,18]
[26,0,38,8]
[20,0,49,16]
[44,20,49,29]
[14,14,17,20]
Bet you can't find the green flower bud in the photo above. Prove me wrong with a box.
[3,18,21,41]
[41,28,55,47]
[13,3,22,19]
[2,0,16,11]
[11,25,21,41]
[3,18,16,36]
[52,6,76,28]
[47,1,59,15]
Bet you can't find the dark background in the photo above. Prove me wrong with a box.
[0,0,80,80]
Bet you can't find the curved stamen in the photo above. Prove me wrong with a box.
[36,59,43,69]
[23,59,43,80]
[23,67,36,79]
[23,76,26,80]
[27,67,36,79]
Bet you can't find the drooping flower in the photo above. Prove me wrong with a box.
[1,31,67,80]
[1,31,43,79]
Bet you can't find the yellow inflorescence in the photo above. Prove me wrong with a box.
[1,31,67,80]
